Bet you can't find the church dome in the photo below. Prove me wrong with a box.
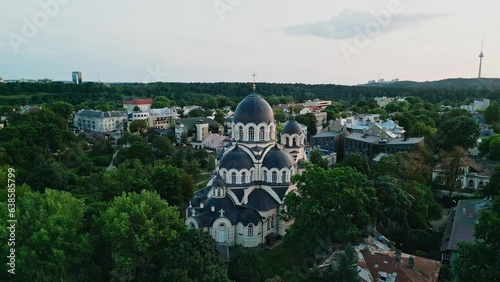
[233,93,274,124]
[218,145,254,170]
[282,120,303,135]
[262,146,294,169]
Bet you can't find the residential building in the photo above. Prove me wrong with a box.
[123,98,153,112]
[375,97,395,108]
[320,235,441,282]
[84,131,117,145]
[432,158,491,190]
[19,105,41,115]
[74,110,127,132]
[175,117,223,146]
[185,92,305,250]
[202,134,228,152]
[440,198,491,263]
[345,132,424,160]
[72,71,82,84]
[460,98,490,113]
[310,130,345,159]
[128,108,178,130]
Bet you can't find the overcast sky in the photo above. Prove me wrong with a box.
[1,0,498,85]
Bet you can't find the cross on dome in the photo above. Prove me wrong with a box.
[219,208,225,217]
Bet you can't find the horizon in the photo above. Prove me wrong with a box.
[1,0,499,85]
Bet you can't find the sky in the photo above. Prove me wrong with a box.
[0,0,498,85]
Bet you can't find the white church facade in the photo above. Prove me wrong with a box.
[185,91,306,247]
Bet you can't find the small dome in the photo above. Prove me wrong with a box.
[234,93,274,124]
[262,146,294,169]
[282,120,303,135]
[219,145,254,170]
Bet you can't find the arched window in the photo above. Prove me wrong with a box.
[222,171,227,182]
[267,218,271,230]
[259,127,265,140]
[281,172,287,183]
[272,171,278,183]
[241,172,246,184]
[271,216,275,228]
[248,224,254,236]
[239,126,244,140]
[269,126,274,140]
[249,127,255,141]
[188,222,195,229]
[231,172,237,184]
[263,171,268,182]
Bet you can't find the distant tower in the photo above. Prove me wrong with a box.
[252,71,257,92]
[478,38,484,78]
[72,71,82,84]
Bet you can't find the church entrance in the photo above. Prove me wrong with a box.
[217,223,227,243]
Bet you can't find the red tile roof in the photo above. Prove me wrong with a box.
[125,98,153,105]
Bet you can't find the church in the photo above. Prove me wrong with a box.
[185,90,306,247]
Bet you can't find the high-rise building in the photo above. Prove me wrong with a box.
[72,71,82,84]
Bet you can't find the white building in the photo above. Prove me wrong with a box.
[74,110,128,132]
[432,158,491,190]
[460,98,490,113]
[185,92,306,248]
[128,108,178,129]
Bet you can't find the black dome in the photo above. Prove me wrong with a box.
[236,208,262,225]
[282,120,303,135]
[218,145,254,170]
[234,93,274,124]
[262,146,294,169]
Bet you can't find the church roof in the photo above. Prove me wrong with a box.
[219,145,254,170]
[262,146,295,169]
[246,188,279,211]
[236,208,262,225]
[233,93,274,124]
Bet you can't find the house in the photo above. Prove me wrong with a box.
[320,236,441,282]
[310,130,345,160]
[440,198,491,263]
[175,117,224,147]
[432,158,491,190]
[202,134,227,152]
[123,98,153,112]
[19,105,41,115]
[460,99,490,113]
[185,92,306,250]
[74,110,128,132]
[84,131,117,145]
[304,99,331,108]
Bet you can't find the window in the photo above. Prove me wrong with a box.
[272,171,278,183]
[188,222,195,229]
[263,171,268,182]
[269,126,274,139]
[222,171,227,182]
[231,172,237,184]
[248,224,254,236]
[249,127,255,141]
[259,127,265,140]
[267,218,271,230]
[241,172,246,184]
[281,172,287,183]
[271,216,275,228]
[239,126,244,140]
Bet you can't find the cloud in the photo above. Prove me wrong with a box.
[279,9,447,40]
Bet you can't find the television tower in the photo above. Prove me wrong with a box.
[478,38,484,78]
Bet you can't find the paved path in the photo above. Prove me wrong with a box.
[106,149,120,171]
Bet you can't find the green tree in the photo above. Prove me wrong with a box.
[128,119,147,134]
[323,245,360,282]
[273,108,287,123]
[151,136,174,158]
[342,153,371,176]
[188,108,205,117]
[374,176,414,227]
[437,147,466,197]
[283,166,377,255]
[98,190,184,281]
[482,166,500,197]
[150,164,194,207]
[436,115,480,150]
[228,248,272,282]
[0,189,97,281]
[151,96,171,108]
[47,101,74,120]
[214,109,225,124]
[484,104,499,124]
[25,158,67,192]
[160,229,229,282]
[310,149,328,168]
[454,196,500,282]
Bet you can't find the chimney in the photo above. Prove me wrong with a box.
[408,255,415,269]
